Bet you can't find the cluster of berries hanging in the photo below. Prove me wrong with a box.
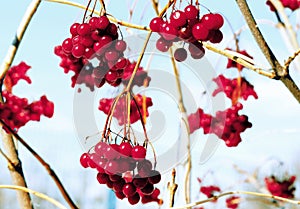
[54,15,150,91]
[188,103,252,147]
[265,175,296,198]
[0,62,54,132]
[266,0,300,11]
[80,137,162,205]
[99,94,153,125]
[150,4,224,62]
[188,48,256,147]
[195,178,240,209]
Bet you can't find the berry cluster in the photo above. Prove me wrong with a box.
[200,185,221,198]
[80,140,162,205]
[226,49,253,71]
[197,179,240,209]
[99,94,153,125]
[55,16,149,90]
[150,5,224,62]
[266,0,300,11]
[212,75,258,101]
[226,196,240,209]
[0,62,54,132]
[265,175,296,198]
[3,61,31,92]
[188,103,252,147]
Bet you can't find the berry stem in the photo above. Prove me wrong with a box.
[0,185,67,209]
[269,0,299,51]
[202,42,276,78]
[236,0,300,103]
[170,190,300,209]
[82,0,93,22]
[0,119,79,209]
[99,0,106,14]
[44,0,150,31]
[284,48,300,71]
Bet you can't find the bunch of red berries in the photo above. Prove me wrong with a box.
[55,16,149,90]
[99,94,153,125]
[188,103,252,147]
[226,49,253,71]
[265,175,296,198]
[0,91,54,132]
[266,0,300,11]
[80,140,162,205]
[150,4,224,62]
[0,62,54,132]
[212,75,258,101]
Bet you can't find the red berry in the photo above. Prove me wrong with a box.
[72,44,85,58]
[184,5,199,19]
[128,193,140,205]
[70,23,80,36]
[104,144,120,160]
[80,153,90,168]
[119,142,132,157]
[131,145,146,160]
[97,16,110,30]
[77,23,91,36]
[161,24,178,40]
[104,160,120,174]
[122,183,137,197]
[150,17,164,32]
[62,38,73,53]
[192,23,209,40]
[170,10,187,28]
[140,183,154,195]
[96,172,109,184]
[174,48,188,62]
[115,40,127,52]
[156,37,172,52]
[148,170,161,184]
[96,158,107,173]
[133,174,148,188]
[209,30,223,43]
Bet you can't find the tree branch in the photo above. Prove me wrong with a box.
[0,119,78,209]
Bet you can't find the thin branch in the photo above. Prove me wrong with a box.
[167,169,178,207]
[235,0,284,76]
[269,0,299,50]
[0,148,15,167]
[170,190,300,209]
[0,0,42,79]
[0,119,78,209]
[284,48,300,70]
[0,185,67,209]
[44,0,149,31]
[202,42,276,78]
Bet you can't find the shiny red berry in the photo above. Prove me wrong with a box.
[131,145,146,160]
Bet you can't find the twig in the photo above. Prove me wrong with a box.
[167,169,178,207]
[170,190,300,209]
[124,0,174,91]
[44,0,149,31]
[235,0,284,76]
[269,0,299,50]
[0,185,67,209]
[0,119,79,209]
[0,0,42,79]
[202,42,276,78]
[284,48,300,71]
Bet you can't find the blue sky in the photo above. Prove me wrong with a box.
[1,0,300,208]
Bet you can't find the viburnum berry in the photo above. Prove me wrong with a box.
[174,48,188,62]
[226,196,240,209]
[170,10,187,28]
[184,5,199,20]
[266,0,300,11]
[131,145,147,160]
[200,185,221,198]
[79,153,90,168]
[212,75,258,101]
[265,175,296,198]
[226,49,253,71]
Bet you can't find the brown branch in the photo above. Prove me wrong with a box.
[167,169,178,207]
[0,0,42,79]
[0,119,78,209]
[236,0,300,103]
